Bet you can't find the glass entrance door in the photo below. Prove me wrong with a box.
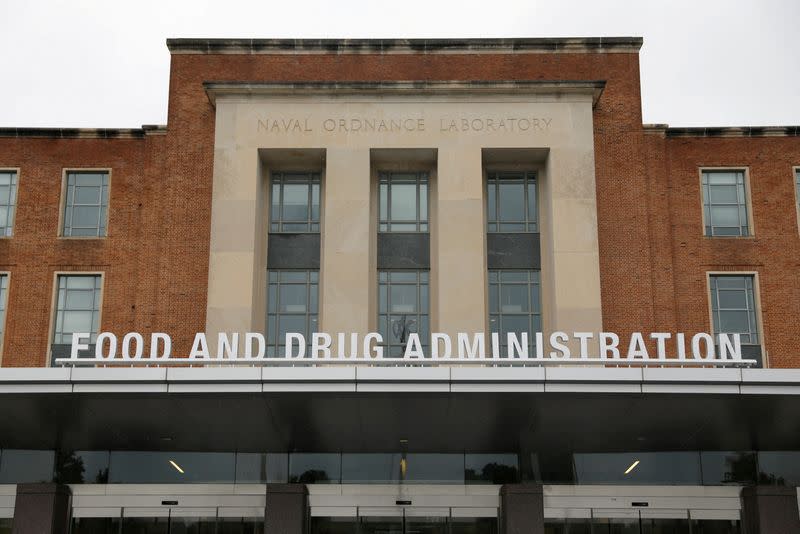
[544,512,741,534]
[311,510,498,534]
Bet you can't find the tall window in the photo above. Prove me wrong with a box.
[487,171,537,232]
[267,270,318,356]
[0,274,8,351]
[270,172,320,232]
[53,274,102,347]
[710,275,759,345]
[378,270,429,356]
[702,170,749,237]
[63,171,109,237]
[378,172,428,232]
[488,270,541,356]
[0,170,17,237]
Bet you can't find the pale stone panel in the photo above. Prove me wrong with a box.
[320,148,373,336]
[206,93,603,357]
[435,147,487,339]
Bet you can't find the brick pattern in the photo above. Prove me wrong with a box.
[1,51,799,366]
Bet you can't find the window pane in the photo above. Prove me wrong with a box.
[498,183,525,221]
[66,290,95,310]
[718,310,750,332]
[63,310,94,333]
[390,183,417,220]
[279,285,307,313]
[708,185,739,203]
[282,184,309,221]
[707,172,738,185]
[500,285,528,313]
[390,285,417,313]
[710,206,740,227]
[76,173,103,186]
[74,186,101,204]
[717,290,747,309]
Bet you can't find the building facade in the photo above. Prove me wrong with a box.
[0,38,799,534]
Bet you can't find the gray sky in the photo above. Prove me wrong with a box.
[0,0,797,128]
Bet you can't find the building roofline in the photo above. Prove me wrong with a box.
[643,124,800,138]
[0,125,167,139]
[167,37,644,55]
[203,80,607,106]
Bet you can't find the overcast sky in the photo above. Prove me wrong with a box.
[0,0,797,128]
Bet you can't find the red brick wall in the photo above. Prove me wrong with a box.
[1,50,799,366]
[656,135,800,368]
[0,134,169,366]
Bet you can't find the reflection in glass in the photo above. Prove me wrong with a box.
[700,452,756,485]
[465,454,519,484]
[404,454,463,483]
[55,450,109,484]
[235,453,267,483]
[342,453,400,483]
[289,453,340,484]
[378,270,429,357]
[757,451,800,485]
[574,452,701,485]
[0,449,54,483]
[108,452,235,483]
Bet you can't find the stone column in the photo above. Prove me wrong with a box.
[500,484,544,534]
[434,146,487,338]
[12,484,71,534]
[540,107,603,352]
[741,486,800,534]
[206,138,264,341]
[320,148,373,337]
[265,483,308,534]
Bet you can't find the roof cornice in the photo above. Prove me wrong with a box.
[168,37,643,55]
[0,125,167,139]
[643,124,800,138]
[203,80,607,107]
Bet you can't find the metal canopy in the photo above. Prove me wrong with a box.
[0,367,798,453]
